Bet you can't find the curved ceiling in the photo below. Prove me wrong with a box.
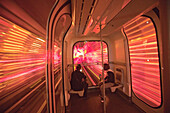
[0,0,158,38]
[71,0,158,37]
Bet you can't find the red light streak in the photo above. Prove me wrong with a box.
[0,66,44,83]
[133,88,160,106]
[0,58,45,63]
[3,60,44,66]
[0,17,62,112]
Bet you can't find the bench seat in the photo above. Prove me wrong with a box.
[110,84,123,92]
[69,89,84,97]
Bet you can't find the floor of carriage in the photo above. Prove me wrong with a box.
[66,88,145,113]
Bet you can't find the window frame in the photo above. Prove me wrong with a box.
[72,40,109,65]
[123,15,163,108]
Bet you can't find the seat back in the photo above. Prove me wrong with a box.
[115,68,124,85]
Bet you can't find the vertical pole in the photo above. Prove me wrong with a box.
[100,21,106,113]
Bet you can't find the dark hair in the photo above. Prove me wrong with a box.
[104,63,110,70]
[76,64,81,70]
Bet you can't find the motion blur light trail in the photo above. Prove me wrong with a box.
[73,41,108,64]
[73,41,108,86]
[124,16,161,107]
[0,17,61,112]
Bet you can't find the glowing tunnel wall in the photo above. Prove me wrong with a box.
[124,16,162,107]
[0,17,61,112]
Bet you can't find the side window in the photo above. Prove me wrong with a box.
[124,16,162,107]
[0,16,47,112]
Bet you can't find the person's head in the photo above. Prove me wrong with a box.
[76,64,81,71]
[104,63,110,70]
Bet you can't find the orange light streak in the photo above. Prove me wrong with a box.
[3,42,23,48]
[126,23,153,36]
[124,16,142,28]
[3,46,22,50]
[131,62,159,67]
[1,62,45,71]
[3,40,24,47]
[129,42,157,49]
[6,37,25,43]
[7,34,27,41]
[3,60,44,66]
[2,49,22,52]
[9,31,28,39]
[124,18,150,32]
[13,25,31,35]
[130,57,158,60]
[129,34,156,42]
[130,52,158,56]
[10,29,29,38]
[129,47,157,52]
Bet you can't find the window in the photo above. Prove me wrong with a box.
[73,41,108,64]
[124,16,162,107]
[73,41,108,86]
[0,16,47,112]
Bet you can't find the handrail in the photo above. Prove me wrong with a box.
[67,61,126,67]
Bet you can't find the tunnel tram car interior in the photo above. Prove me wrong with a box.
[0,0,170,113]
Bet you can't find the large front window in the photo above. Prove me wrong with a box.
[73,41,108,86]
[73,41,108,64]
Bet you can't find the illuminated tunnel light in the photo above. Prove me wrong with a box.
[124,16,161,107]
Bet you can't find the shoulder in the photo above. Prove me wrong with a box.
[107,70,114,75]
[79,72,84,76]
[80,71,84,74]
[71,71,77,75]
[107,69,114,73]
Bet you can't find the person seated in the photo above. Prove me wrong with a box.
[70,64,88,98]
[99,63,115,102]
